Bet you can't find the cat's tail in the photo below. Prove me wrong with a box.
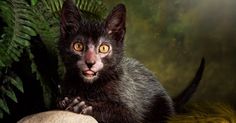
[173,58,205,112]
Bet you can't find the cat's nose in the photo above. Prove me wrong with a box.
[86,60,95,68]
[85,49,96,68]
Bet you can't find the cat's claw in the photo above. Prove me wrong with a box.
[58,97,71,109]
[71,100,93,115]
[59,96,93,115]
[81,106,93,115]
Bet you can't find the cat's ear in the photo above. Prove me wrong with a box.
[60,0,81,36]
[105,4,126,41]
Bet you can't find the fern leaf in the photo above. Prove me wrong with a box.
[75,0,106,20]
[0,69,24,118]
[31,1,59,53]
[31,0,38,6]
[0,0,36,69]
[0,61,4,68]
[19,26,37,38]
[0,110,3,119]
[1,87,17,103]
[0,98,10,114]
[27,49,52,108]
[41,0,106,19]
[8,76,24,93]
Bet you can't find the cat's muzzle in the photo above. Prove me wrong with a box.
[82,70,97,80]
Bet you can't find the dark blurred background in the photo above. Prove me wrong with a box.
[104,0,236,107]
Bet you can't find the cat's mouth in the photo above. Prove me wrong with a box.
[82,70,97,80]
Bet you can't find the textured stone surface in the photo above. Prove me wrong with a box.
[17,110,98,123]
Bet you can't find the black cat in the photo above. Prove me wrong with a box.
[57,0,204,123]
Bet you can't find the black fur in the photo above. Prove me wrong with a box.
[173,58,205,112]
[57,0,204,123]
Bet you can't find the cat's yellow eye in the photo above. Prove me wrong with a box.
[99,44,110,53]
[73,42,83,52]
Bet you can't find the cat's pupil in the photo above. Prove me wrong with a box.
[73,42,83,52]
[99,44,109,53]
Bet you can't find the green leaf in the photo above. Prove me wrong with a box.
[0,0,36,68]
[0,60,5,68]
[21,25,37,37]
[0,98,10,114]
[27,49,52,107]
[31,0,38,6]
[7,50,19,62]
[13,37,30,47]
[2,87,18,103]
[9,76,24,93]
[16,32,31,40]
[0,110,3,119]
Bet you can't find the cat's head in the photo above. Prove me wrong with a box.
[59,0,126,84]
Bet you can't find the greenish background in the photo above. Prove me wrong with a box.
[104,0,236,107]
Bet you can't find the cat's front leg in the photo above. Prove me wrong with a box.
[57,96,93,115]
[59,98,138,122]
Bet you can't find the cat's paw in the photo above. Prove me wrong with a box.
[59,96,93,115]
[72,101,93,115]
[57,96,73,109]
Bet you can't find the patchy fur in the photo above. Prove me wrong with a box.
[57,0,204,123]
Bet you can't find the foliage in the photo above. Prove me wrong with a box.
[168,103,236,123]
[0,70,24,117]
[0,0,106,119]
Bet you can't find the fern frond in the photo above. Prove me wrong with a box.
[1,86,17,103]
[27,49,52,108]
[31,1,59,53]
[0,0,33,115]
[168,103,236,123]
[7,75,24,93]
[0,0,108,120]
[40,0,106,19]
[0,98,9,114]
[0,69,24,116]
[31,0,38,6]
[75,0,106,20]
[0,0,36,69]
[0,110,3,119]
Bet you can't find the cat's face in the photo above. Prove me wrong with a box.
[65,34,114,83]
[59,0,126,83]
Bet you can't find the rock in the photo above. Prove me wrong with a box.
[17,110,98,123]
